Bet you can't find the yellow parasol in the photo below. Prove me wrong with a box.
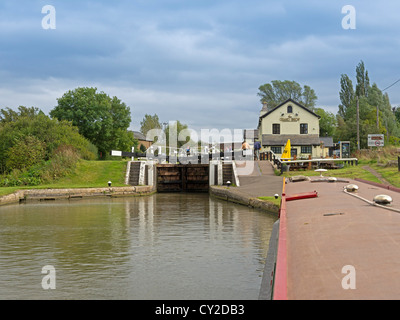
[281,139,291,161]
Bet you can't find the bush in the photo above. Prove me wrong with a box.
[0,168,42,187]
[0,113,98,173]
[354,146,400,163]
[6,135,46,171]
[40,145,80,183]
[0,144,81,187]
[81,141,98,160]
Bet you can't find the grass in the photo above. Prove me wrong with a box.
[369,163,400,187]
[42,160,128,188]
[258,196,281,208]
[282,162,383,184]
[0,160,128,196]
[2,146,400,197]
[0,186,24,196]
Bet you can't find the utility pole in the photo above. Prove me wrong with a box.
[357,96,360,150]
[376,105,379,130]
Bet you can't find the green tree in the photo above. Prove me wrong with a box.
[140,114,161,136]
[338,74,355,119]
[257,80,318,110]
[0,110,97,173]
[355,60,370,97]
[315,108,337,137]
[302,85,318,111]
[0,106,44,124]
[335,60,400,150]
[6,135,46,171]
[50,87,134,158]
[394,106,400,123]
[165,120,192,149]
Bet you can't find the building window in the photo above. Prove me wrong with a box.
[300,123,308,134]
[272,123,280,134]
[271,146,282,154]
[287,105,293,113]
[301,146,312,154]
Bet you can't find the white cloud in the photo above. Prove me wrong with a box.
[1,0,400,134]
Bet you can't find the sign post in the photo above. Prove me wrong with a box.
[110,150,136,158]
[368,134,384,147]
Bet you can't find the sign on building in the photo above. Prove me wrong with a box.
[368,134,384,147]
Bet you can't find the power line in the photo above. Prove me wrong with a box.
[382,78,400,92]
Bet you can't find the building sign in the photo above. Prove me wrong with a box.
[279,115,300,122]
[110,150,122,157]
[368,134,384,147]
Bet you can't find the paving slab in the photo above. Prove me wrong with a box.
[236,160,283,198]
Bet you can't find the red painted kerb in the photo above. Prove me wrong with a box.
[273,181,288,300]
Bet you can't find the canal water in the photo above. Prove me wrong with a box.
[0,193,277,300]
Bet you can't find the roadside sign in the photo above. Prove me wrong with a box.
[111,150,122,157]
[368,134,384,147]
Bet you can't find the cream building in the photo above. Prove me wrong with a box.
[257,99,323,159]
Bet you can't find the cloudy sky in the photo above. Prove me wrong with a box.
[1,0,400,133]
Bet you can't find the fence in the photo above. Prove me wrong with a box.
[260,151,358,175]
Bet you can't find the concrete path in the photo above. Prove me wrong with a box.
[236,160,283,198]
[209,160,283,214]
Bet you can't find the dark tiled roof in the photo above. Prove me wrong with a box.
[262,134,321,146]
[244,129,259,139]
[319,137,334,148]
[132,131,153,142]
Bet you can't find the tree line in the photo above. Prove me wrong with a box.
[257,61,400,151]
[0,87,137,186]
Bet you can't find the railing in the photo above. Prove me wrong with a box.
[260,151,358,174]
[142,150,254,163]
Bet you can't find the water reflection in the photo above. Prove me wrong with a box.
[0,194,276,300]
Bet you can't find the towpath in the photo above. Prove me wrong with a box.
[362,165,392,186]
[235,160,283,198]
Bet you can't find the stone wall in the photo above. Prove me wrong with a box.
[209,185,279,214]
[0,186,156,207]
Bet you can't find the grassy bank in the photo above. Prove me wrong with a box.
[258,196,281,207]
[0,160,128,196]
[282,162,382,184]
[284,151,400,188]
[41,159,128,188]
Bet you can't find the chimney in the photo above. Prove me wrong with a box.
[260,101,269,117]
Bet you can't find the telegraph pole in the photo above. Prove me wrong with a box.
[377,105,379,130]
[357,96,360,150]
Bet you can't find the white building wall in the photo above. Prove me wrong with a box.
[259,101,322,158]
[260,101,320,135]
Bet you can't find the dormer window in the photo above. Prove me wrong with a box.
[287,105,293,113]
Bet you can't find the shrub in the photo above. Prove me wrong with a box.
[6,136,46,171]
[0,144,81,186]
[40,145,80,183]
